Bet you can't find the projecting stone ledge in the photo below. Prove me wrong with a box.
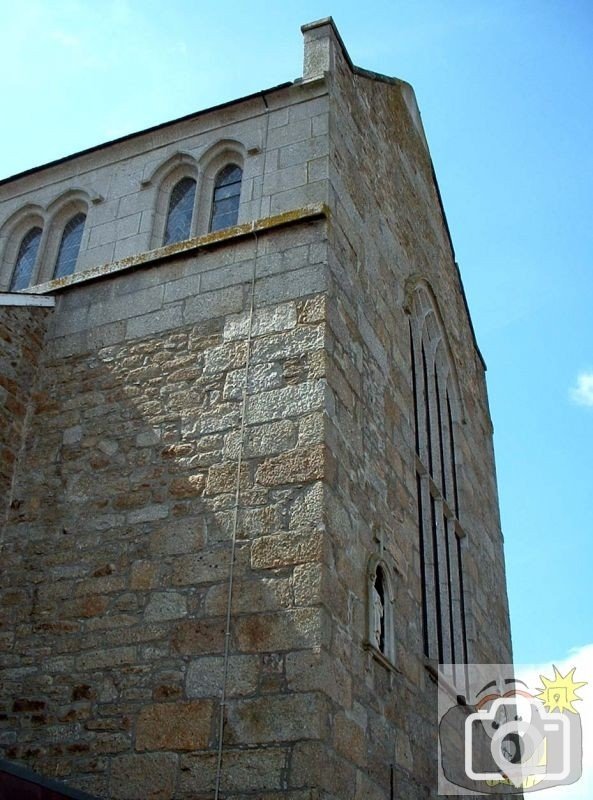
[22,203,330,296]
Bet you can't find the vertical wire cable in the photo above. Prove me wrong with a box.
[213,240,258,800]
[214,91,269,800]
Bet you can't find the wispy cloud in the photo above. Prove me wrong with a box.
[570,372,593,407]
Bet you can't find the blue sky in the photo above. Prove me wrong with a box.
[1,1,591,667]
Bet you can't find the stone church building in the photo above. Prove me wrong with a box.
[0,18,514,800]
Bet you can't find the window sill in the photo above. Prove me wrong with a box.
[363,640,397,673]
[424,656,467,705]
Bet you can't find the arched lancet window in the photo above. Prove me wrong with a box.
[53,213,86,280]
[163,177,196,245]
[408,284,468,674]
[209,164,242,232]
[367,558,395,664]
[9,227,42,291]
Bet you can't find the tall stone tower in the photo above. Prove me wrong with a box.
[0,18,513,800]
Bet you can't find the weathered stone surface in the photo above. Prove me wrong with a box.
[290,741,357,797]
[292,562,322,606]
[178,748,287,794]
[168,474,205,498]
[186,655,259,698]
[205,462,250,495]
[203,340,247,376]
[110,753,177,799]
[333,711,367,766]
[171,547,232,586]
[204,576,292,615]
[289,481,324,528]
[298,294,326,323]
[251,531,323,570]
[255,444,324,486]
[233,608,322,652]
[223,362,282,401]
[223,302,297,340]
[171,618,226,655]
[144,592,187,621]
[136,701,213,751]
[250,324,324,364]
[246,379,325,423]
[149,519,206,555]
[225,692,327,744]
[224,419,297,459]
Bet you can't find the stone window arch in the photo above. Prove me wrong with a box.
[406,279,468,669]
[53,212,86,279]
[38,191,91,284]
[195,140,246,235]
[0,205,45,291]
[209,163,243,232]
[9,227,43,291]
[145,153,200,249]
[367,556,395,665]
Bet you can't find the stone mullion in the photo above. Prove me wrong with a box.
[437,368,455,508]
[419,471,439,661]
[447,518,466,684]
[425,344,443,490]
[412,325,429,468]
[431,490,452,664]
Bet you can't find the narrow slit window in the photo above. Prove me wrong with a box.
[209,164,242,232]
[53,213,86,279]
[368,559,395,664]
[164,177,196,245]
[372,565,386,653]
[10,227,42,291]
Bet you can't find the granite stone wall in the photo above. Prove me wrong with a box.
[0,304,51,526]
[0,222,332,799]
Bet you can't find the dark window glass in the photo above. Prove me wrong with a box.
[164,177,196,245]
[53,213,86,279]
[210,164,242,232]
[9,227,42,291]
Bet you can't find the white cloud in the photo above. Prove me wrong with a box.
[518,644,593,799]
[570,372,593,407]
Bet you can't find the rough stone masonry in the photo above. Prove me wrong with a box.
[0,18,514,800]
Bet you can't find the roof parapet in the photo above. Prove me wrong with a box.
[301,17,346,81]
